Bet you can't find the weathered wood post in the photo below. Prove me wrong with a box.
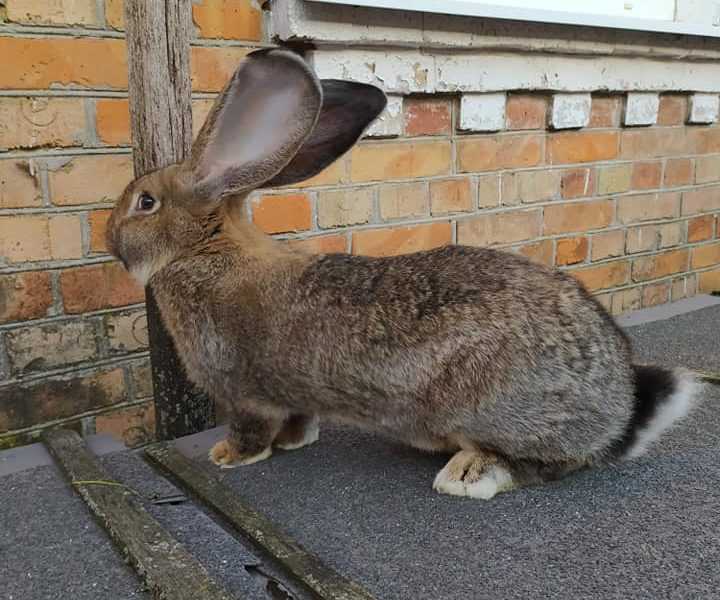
[124,1,214,439]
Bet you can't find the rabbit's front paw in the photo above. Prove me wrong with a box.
[209,439,272,469]
[433,450,515,500]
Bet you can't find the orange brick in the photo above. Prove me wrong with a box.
[0,215,50,263]
[6,0,99,25]
[403,98,452,137]
[430,178,472,215]
[0,159,42,208]
[350,140,451,182]
[105,0,124,29]
[95,401,156,448]
[516,239,554,266]
[352,222,451,257]
[561,168,594,199]
[688,215,715,243]
[620,129,687,159]
[572,261,630,292]
[505,94,548,130]
[691,242,720,269]
[663,158,693,188]
[252,193,312,234]
[379,182,428,220]
[632,249,689,282]
[591,230,625,261]
[96,98,130,146]
[589,96,623,128]
[89,209,113,252]
[617,192,680,224]
[288,235,347,254]
[60,262,144,313]
[698,268,720,293]
[547,131,619,165]
[681,186,720,215]
[191,46,251,92]
[543,199,614,235]
[657,94,688,126]
[48,214,83,259]
[457,209,541,246]
[695,156,720,184]
[556,236,588,266]
[0,271,53,324]
[0,37,127,90]
[457,134,543,172]
[0,97,86,150]
[642,282,671,307]
[688,128,720,155]
[192,0,262,41]
[49,154,133,206]
[631,161,662,190]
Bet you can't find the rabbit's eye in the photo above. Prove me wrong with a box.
[136,192,157,212]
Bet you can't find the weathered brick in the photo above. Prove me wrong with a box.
[379,182,428,220]
[664,158,693,188]
[505,94,548,130]
[631,161,662,190]
[617,192,680,224]
[687,127,720,155]
[0,97,86,150]
[191,98,215,139]
[191,46,251,93]
[96,98,130,146]
[691,242,720,269]
[477,174,500,208]
[681,186,720,215]
[403,98,452,137]
[516,239,553,266]
[48,214,83,260]
[596,164,632,195]
[192,0,262,41]
[60,262,144,314]
[610,287,641,314]
[547,131,618,165]
[288,235,347,254]
[317,187,374,228]
[658,222,684,249]
[572,261,630,292]
[351,140,451,182]
[0,159,42,209]
[252,193,312,234]
[620,129,687,159]
[626,225,657,254]
[5,320,97,374]
[429,178,472,215]
[49,154,133,206]
[95,401,156,448]
[556,237,588,266]
[591,230,625,261]
[294,158,347,189]
[89,209,112,253]
[671,277,688,301]
[0,37,127,90]
[642,282,671,308]
[0,369,125,433]
[688,215,715,243]
[632,249,689,282]
[502,170,560,205]
[595,293,613,313]
[352,223,451,257]
[589,95,623,128]
[105,310,148,354]
[458,134,543,172]
[657,94,688,126]
[132,361,153,398]
[0,215,50,263]
[543,199,614,235]
[457,209,541,246]
[698,268,720,293]
[560,168,594,199]
[105,0,124,29]
[6,0,99,26]
[695,156,720,184]
[0,271,53,324]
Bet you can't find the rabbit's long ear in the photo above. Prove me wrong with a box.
[264,79,387,188]
[190,48,322,200]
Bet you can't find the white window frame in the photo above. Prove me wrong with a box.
[306,0,720,38]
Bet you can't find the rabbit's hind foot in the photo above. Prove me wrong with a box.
[433,449,515,500]
[209,439,272,469]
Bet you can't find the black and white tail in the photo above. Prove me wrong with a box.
[615,365,702,459]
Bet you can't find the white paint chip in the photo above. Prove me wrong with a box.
[551,93,591,129]
[365,95,403,137]
[689,93,720,124]
[624,92,660,126]
[459,93,506,132]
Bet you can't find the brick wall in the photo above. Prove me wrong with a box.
[1,1,720,450]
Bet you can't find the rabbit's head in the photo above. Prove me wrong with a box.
[106,48,386,284]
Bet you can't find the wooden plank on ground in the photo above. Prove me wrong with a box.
[42,429,236,600]
[697,370,720,386]
[145,443,377,600]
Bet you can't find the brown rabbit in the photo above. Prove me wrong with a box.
[107,48,701,500]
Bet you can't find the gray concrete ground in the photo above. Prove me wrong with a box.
[1,298,718,599]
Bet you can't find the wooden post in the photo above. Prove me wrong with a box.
[124,1,214,439]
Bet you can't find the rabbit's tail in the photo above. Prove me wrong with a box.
[611,366,702,459]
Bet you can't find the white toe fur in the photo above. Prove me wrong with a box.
[433,455,515,500]
[218,446,272,469]
[275,416,320,450]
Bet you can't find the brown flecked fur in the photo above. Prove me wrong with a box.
[107,48,700,499]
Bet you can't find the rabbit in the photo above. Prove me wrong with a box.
[107,47,703,500]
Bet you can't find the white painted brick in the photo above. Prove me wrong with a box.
[689,93,720,123]
[365,95,403,137]
[459,93,506,132]
[550,93,591,129]
[624,92,660,126]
